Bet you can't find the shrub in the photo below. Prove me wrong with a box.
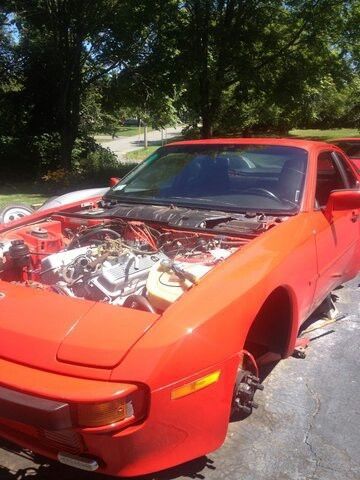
[1,133,137,187]
[42,137,137,190]
[0,136,37,181]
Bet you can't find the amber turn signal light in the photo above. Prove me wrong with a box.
[171,370,221,400]
[76,398,128,428]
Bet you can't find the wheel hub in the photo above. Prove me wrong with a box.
[232,370,264,417]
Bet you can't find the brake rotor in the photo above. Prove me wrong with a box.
[230,351,264,420]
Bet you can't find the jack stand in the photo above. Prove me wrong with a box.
[323,295,340,321]
[293,337,310,359]
[293,294,348,359]
[301,295,348,336]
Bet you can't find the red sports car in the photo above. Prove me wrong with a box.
[0,139,359,477]
[331,138,360,172]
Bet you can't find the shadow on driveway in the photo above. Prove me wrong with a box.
[0,438,215,480]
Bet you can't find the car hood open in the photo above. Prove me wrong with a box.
[0,281,159,371]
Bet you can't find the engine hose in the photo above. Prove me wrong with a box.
[68,227,121,250]
[123,294,156,314]
[240,349,259,378]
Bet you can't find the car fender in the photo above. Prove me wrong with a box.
[106,215,318,474]
[112,213,318,389]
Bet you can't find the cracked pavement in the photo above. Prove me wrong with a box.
[303,381,322,479]
[0,277,359,480]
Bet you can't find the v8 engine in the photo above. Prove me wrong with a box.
[41,242,168,305]
[0,216,240,312]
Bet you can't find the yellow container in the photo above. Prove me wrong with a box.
[146,261,211,311]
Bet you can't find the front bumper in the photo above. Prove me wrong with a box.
[0,386,72,430]
[0,356,238,477]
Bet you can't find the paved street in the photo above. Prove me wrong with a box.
[99,127,183,160]
[0,277,359,480]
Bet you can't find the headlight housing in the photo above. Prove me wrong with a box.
[74,386,148,429]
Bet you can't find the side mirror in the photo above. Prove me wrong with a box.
[324,189,360,221]
[109,177,121,187]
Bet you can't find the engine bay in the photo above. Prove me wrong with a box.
[0,213,250,312]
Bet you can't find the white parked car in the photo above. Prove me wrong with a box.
[0,187,110,224]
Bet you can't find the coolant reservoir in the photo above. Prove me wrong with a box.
[146,261,212,311]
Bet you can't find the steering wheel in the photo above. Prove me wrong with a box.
[242,187,281,202]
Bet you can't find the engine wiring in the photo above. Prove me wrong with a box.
[0,215,250,313]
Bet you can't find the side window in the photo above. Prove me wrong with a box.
[333,152,358,188]
[315,151,346,207]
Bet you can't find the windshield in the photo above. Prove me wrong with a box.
[333,141,360,159]
[109,144,308,213]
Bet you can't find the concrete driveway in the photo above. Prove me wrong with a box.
[101,126,183,160]
[0,276,359,480]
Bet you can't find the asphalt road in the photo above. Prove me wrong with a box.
[100,127,183,160]
[0,276,359,480]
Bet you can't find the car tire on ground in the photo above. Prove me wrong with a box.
[0,203,35,224]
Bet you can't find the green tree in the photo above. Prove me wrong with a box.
[340,0,360,128]
[178,1,352,136]
[127,1,354,137]
[1,0,359,180]
[5,0,156,170]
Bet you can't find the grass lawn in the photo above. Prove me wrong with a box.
[123,133,183,162]
[0,184,49,207]
[290,128,359,141]
[0,193,48,207]
[125,146,158,162]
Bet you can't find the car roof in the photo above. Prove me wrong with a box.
[168,137,332,152]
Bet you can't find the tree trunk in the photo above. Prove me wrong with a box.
[201,113,213,138]
[58,80,81,171]
[60,127,76,171]
[197,1,213,139]
[58,36,82,171]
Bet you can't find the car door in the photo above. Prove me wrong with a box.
[312,150,360,307]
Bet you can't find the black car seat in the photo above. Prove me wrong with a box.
[277,158,306,204]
